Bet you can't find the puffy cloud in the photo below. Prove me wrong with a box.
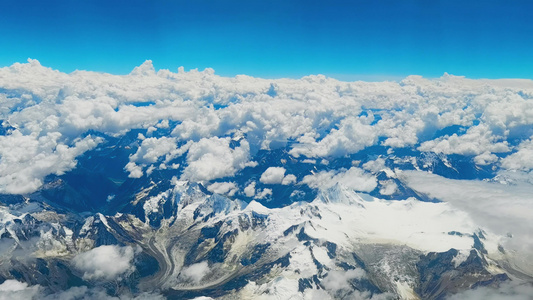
[362,158,386,173]
[0,280,40,300]
[72,245,138,280]
[474,151,499,166]
[244,181,256,197]
[0,131,102,194]
[125,162,144,179]
[321,269,366,292]
[281,174,297,185]
[501,137,533,171]
[181,137,256,182]
[480,93,533,134]
[180,261,210,284]
[2,59,533,198]
[207,182,238,196]
[418,124,509,156]
[125,136,183,178]
[379,180,398,195]
[302,167,377,192]
[42,286,117,300]
[259,167,286,184]
[290,117,378,158]
[255,188,272,199]
[319,269,393,300]
[129,137,178,165]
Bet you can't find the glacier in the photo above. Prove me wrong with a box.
[0,60,532,299]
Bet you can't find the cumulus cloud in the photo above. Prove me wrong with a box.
[418,124,509,156]
[180,261,210,284]
[181,137,256,182]
[3,59,533,193]
[125,162,144,179]
[258,167,297,185]
[259,167,286,184]
[290,116,378,158]
[320,269,392,300]
[129,136,179,165]
[125,136,183,178]
[0,131,102,194]
[72,245,138,280]
[281,174,297,185]
[255,188,272,199]
[244,181,256,197]
[501,137,533,171]
[302,167,377,192]
[474,151,499,166]
[207,182,238,196]
[362,158,387,173]
[0,280,40,300]
[379,180,398,195]
[321,269,366,292]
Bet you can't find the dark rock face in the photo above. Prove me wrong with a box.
[0,161,523,299]
[416,248,509,300]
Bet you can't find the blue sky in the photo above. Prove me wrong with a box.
[1,0,532,79]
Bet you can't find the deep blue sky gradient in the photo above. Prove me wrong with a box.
[1,0,532,79]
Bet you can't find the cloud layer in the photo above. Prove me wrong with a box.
[1,60,533,196]
[401,170,533,275]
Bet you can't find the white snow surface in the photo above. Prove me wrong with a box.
[240,185,492,254]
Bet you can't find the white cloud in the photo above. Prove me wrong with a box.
[244,181,256,197]
[72,245,138,280]
[362,158,386,173]
[0,280,40,300]
[180,261,210,284]
[129,136,178,165]
[400,170,533,275]
[125,161,144,178]
[281,174,297,185]
[321,269,366,292]
[418,124,509,156]
[447,282,533,300]
[289,117,378,158]
[302,167,377,192]
[125,136,184,178]
[0,281,166,300]
[0,131,102,194]
[255,188,272,199]
[474,151,499,166]
[260,167,286,184]
[207,182,238,196]
[2,59,533,196]
[181,137,255,182]
[379,180,398,195]
[501,137,533,171]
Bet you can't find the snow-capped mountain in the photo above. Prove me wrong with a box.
[0,180,516,299]
[1,61,533,299]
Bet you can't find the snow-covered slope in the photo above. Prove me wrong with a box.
[1,61,533,299]
[0,179,526,299]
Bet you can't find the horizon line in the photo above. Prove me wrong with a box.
[3,58,533,83]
